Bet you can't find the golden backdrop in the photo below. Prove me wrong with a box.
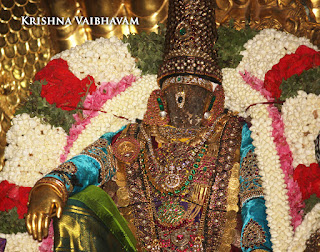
[0,0,320,170]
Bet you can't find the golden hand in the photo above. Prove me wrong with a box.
[26,180,68,241]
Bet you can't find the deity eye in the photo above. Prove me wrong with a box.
[175,91,185,108]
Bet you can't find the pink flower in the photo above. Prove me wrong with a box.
[60,75,137,162]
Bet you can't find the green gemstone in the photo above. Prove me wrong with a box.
[179,27,187,35]
[140,158,144,162]
[188,175,193,180]
[196,158,201,162]
[181,186,186,190]
[208,96,216,111]
[204,144,208,148]
[177,77,182,81]
[201,148,206,152]
[203,167,207,171]
[159,104,164,111]
[157,97,162,103]
[193,164,199,168]
[174,190,180,194]
[168,192,173,196]
[141,164,145,168]
[198,153,204,157]
[162,193,166,197]
[185,181,190,186]
[191,169,196,174]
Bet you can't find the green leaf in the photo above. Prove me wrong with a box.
[280,66,320,101]
[0,208,27,234]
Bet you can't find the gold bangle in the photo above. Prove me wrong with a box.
[29,177,68,204]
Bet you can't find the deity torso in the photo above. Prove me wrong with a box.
[108,110,242,251]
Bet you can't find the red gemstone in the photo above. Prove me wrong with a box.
[177,235,184,240]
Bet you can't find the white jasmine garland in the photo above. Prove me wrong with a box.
[67,74,158,158]
[282,91,320,167]
[0,232,40,252]
[237,29,318,80]
[52,37,141,84]
[222,68,268,117]
[248,105,293,251]
[288,203,320,252]
[1,114,67,187]
[223,66,294,252]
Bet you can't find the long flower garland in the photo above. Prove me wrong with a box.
[223,30,319,251]
[223,69,294,251]
[60,74,137,162]
[0,29,319,252]
[240,71,304,229]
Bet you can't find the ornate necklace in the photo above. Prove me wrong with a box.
[140,114,225,196]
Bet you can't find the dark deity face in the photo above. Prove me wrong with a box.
[162,84,213,128]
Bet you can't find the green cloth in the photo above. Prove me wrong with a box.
[54,185,137,252]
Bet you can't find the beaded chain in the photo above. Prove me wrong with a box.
[140,114,225,197]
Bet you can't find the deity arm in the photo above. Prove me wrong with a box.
[239,123,272,252]
[26,126,126,241]
[43,126,125,195]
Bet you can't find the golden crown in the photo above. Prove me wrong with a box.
[157,0,222,89]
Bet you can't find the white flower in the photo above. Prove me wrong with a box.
[222,68,267,117]
[52,37,141,85]
[289,203,320,252]
[282,91,320,167]
[0,232,40,252]
[237,29,318,80]
[67,75,158,158]
[1,114,67,186]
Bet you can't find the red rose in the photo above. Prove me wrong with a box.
[294,163,320,200]
[0,180,31,218]
[34,58,96,111]
[0,198,16,211]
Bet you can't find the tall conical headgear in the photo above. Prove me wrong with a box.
[158,0,222,92]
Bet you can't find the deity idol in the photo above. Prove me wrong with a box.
[26,0,272,251]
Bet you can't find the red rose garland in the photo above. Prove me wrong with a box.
[34,58,97,111]
[264,45,320,99]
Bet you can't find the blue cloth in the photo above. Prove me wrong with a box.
[240,123,272,251]
[45,126,126,194]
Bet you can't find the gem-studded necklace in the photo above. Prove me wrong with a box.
[140,114,225,196]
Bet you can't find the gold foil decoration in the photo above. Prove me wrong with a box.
[215,0,320,46]
[40,0,169,52]
[0,0,52,171]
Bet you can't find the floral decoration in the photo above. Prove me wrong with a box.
[0,232,40,252]
[223,29,319,251]
[52,37,141,84]
[0,180,31,219]
[35,58,96,111]
[66,74,158,159]
[1,113,67,187]
[60,74,137,162]
[264,45,320,99]
[293,163,320,200]
[289,203,320,252]
[282,91,320,168]
[236,29,317,81]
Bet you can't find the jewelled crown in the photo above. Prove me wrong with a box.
[157,0,222,90]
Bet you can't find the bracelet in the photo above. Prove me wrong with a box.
[29,177,69,204]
